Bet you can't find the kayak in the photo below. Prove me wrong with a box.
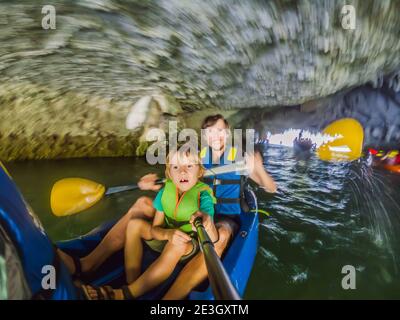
[370,159,400,174]
[57,185,259,300]
[368,149,400,174]
[0,162,259,300]
[293,139,314,153]
[383,164,400,174]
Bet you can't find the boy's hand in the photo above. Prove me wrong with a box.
[190,211,213,233]
[166,229,191,246]
[138,173,162,191]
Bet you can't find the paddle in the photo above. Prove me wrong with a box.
[316,118,364,162]
[194,217,241,300]
[51,161,248,217]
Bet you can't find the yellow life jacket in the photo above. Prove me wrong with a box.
[161,179,215,233]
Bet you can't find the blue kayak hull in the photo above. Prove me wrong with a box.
[189,211,258,299]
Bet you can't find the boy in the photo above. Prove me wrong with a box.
[82,147,217,300]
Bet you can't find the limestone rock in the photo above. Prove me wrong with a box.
[1,1,400,159]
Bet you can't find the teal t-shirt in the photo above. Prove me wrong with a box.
[153,187,215,218]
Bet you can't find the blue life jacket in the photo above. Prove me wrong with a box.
[200,146,244,215]
[0,163,77,300]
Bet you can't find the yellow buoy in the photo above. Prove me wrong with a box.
[317,118,364,162]
[50,178,105,217]
[387,150,399,158]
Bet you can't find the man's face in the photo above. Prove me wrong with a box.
[204,119,229,152]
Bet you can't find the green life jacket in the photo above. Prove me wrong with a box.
[161,179,215,233]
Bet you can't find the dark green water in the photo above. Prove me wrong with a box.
[4,146,400,299]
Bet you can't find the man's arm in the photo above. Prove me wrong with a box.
[247,151,277,193]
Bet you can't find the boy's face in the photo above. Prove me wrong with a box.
[204,119,229,152]
[168,153,201,192]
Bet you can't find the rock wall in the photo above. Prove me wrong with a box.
[1,0,400,159]
[0,82,141,160]
[239,79,400,148]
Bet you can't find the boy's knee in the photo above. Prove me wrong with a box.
[217,224,233,243]
[127,196,153,214]
[126,218,148,235]
[136,196,155,217]
[214,224,233,253]
[136,196,152,208]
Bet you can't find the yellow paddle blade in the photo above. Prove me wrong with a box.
[50,178,106,217]
[317,118,364,162]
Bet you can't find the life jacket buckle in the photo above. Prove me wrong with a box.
[214,178,222,185]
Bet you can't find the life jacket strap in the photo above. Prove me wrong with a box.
[216,198,241,204]
[165,215,190,229]
[202,177,213,184]
[203,177,241,185]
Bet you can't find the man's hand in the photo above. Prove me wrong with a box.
[166,229,191,246]
[138,173,162,191]
[190,211,213,233]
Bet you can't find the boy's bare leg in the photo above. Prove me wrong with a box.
[162,221,233,300]
[127,241,192,298]
[83,241,192,300]
[58,196,155,274]
[124,219,152,283]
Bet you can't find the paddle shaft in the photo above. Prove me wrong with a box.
[105,179,165,195]
[194,217,241,300]
[104,162,248,196]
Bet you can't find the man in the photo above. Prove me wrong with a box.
[162,114,277,299]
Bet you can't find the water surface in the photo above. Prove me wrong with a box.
[5,146,400,299]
